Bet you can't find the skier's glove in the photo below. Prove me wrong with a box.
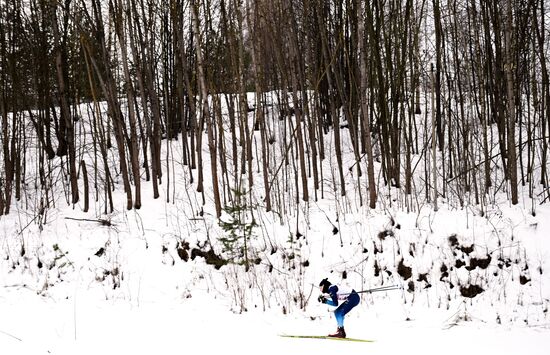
[318,295,327,303]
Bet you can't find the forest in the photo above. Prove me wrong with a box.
[1,4,550,351]
[0,0,549,219]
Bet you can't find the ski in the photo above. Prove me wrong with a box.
[279,334,373,343]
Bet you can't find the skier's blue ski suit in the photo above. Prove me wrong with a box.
[324,285,360,328]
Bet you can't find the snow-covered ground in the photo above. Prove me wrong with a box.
[1,284,548,354]
[1,186,549,354]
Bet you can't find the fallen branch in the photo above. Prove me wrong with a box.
[0,328,22,342]
[64,217,113,226]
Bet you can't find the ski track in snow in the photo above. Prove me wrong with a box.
[0,289,549,354]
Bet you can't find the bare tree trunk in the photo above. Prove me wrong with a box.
[113,0,141,209]
[247,1,272,211]
[132,0,162,199]
[505,0,518,204]
[83,0,133,210]
[173,0,196,182]
[431,63,438,211]
[316,0,346,197]
[432,0,444,151]
[51,2,79,205]
[82,35,114,213]
[81,159,89,212]
[191,0,222,217]
[534,0,549,187]
[286,15,309,203]
[357,0,377,209]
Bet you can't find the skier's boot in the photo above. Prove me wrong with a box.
[328,327,346,338]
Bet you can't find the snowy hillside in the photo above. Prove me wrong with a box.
[1,92,549,354]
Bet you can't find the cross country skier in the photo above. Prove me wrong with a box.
[318,278,360,338]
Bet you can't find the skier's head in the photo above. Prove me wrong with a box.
[319,278,331,293]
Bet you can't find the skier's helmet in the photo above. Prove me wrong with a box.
[319,278,331,293]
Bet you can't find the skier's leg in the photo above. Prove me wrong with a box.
[334,293,360,327]
[335,302,351,327]
[334,307,345,328]
[346,292,360,311]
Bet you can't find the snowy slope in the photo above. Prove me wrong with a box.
[1,94,550,354]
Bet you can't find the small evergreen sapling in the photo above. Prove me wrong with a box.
[219,189,258,271]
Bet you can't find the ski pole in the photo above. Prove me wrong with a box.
[341,285,402,295]
[359,285,402,294]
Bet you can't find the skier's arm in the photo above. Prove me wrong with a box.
[325,285,339,307]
